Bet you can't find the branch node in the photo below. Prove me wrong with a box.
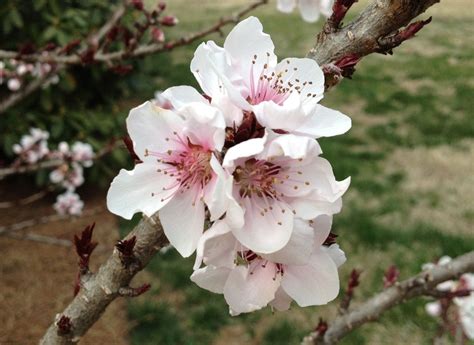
[116,236,137,267]
[56,315,72,335]
[118,283,151,297]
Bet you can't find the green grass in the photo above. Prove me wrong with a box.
[118,3,473,344]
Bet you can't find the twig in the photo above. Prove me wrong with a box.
[40,215,169,345]
[301,251,474,345]
[0,0,267,66]
[0,2,127,116]
[309,0,438,87]
[0,186,53,208]
[0,206,106,235]
[4,232,72,247]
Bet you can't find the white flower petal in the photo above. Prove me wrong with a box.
[224,263,281,315]
[261,218,313,265]
[194,221,235,270]
[191,266,231,294]
[270,287,293,311]
[191,41,229,97]
[127,101,184,161]
[299,0,322,23]
[159,191,205,257]
[162,85,207,109]
[275,57,325,111]
[179,102,226,151]
[295,105,352,138]
[262,134,322,160]
[211,95,244,127]
[223,17,277,90]
[232,197,293,254]
[222,132,268,170]
[323,244,346,268]
[312,214,333,246]
[282,249,339,306]
[106,162,177,220]
[277,0,296,13]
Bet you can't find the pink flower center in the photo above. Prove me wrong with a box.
[247,55,318,106]
[233,158,310,200]
[145,134,213,203]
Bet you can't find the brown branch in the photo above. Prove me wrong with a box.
[0,2,127,115]
[0,186,54,208]
[301,251,474,345]
[0,0,267,67]
[40,215,169,345]
[312,0,439,87]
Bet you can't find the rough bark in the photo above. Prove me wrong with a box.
[40,215,168,344]
[302,251,474,345]
[309,0,440,65]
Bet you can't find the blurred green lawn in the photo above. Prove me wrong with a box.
[118,1,474,344]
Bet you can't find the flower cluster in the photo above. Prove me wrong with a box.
[0,59,59,92]
[276,0,334,23]
[424,256,474,340]
[107,17,351,315]
[11,128,94,216]
[12,128,50,163]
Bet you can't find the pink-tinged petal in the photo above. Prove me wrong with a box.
[261,218,313,265]
[282,249,339,307]
[295,105,352,138]
[270,287,293,311]
[298,0,322,23]
[274,57,325,112]
[277,0,296,13]
[223,17,277,91]
[191,266,231,294]
[127,101,185,161]
[233,197,293,254]
[179,102,226,151]
[162,85,207,109]
[106,162,177,220]
[224,263,281,315]
[312,214,333,246]
[425,301,442,317]
[159,191,205,257]
[262,134,322,160]
[222,132,269,171]
[290,195,343,219]
[323,244,346,268]
[194,221,235,270]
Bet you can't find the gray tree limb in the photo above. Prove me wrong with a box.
[302,251,474,345]
[40,215,169,345]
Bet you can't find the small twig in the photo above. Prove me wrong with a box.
[302,251,474,345]
[339,269,361,313]
[118,283,151,297]
[0,205,106,235]
[4,232,72,247]
[0,0,267,66]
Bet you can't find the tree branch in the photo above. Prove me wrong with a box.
[0,0,267,66]
[314,0,439,86]
[302,251,474,345]
[40,215,169,345]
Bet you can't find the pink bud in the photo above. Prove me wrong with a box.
[151,27,165,43]
[161,15,178,26]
